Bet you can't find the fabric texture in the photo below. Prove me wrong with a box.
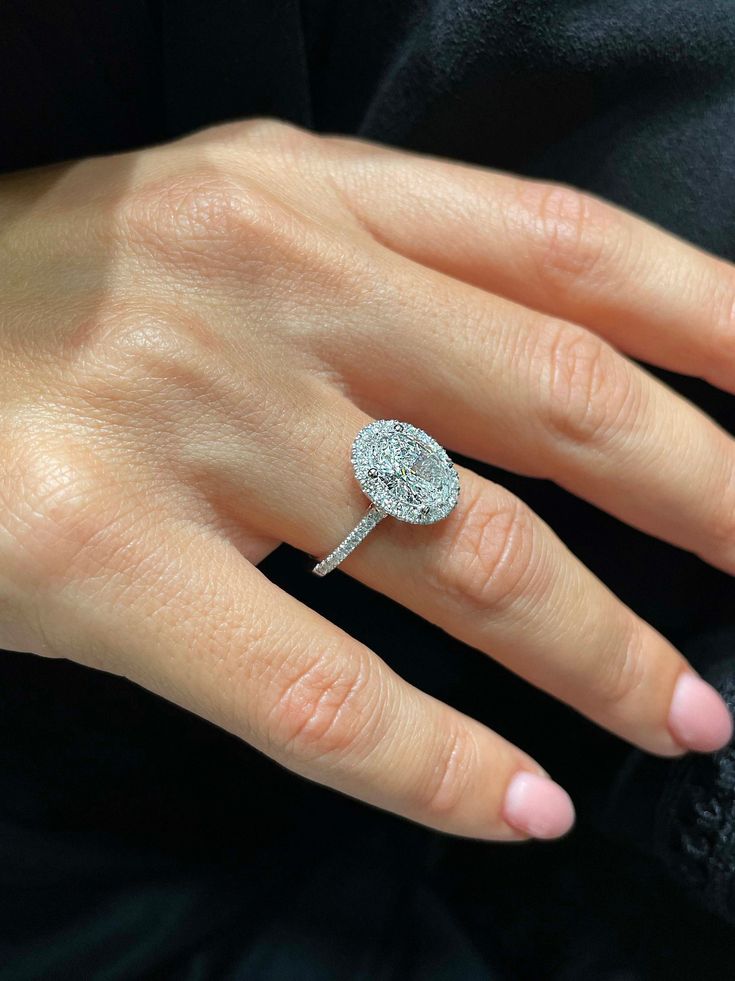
[1,1,735,977]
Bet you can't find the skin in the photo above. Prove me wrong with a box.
[0,117,733,842]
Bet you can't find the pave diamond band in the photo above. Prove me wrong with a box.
[311,419,460,577]
[312,504,387,577]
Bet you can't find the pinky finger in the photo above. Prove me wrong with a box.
[58,517,575,842]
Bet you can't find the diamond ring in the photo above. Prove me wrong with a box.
[312,419,461,577]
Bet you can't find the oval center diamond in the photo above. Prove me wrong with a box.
[351,420,460,524]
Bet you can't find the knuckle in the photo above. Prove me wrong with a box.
[592,620,648,710]
[264,647,377,763]
[71,305,197,370]
[202,116,315,153]
[417,721,479,818]
[117,170,297,275]
[517,180,622,290]
[429,485,537,614]
[238,117,317,158]
[538,321,639,448]
[1,430,126,587]
[61,305,226,418]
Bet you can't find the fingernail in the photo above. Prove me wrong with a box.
[502,771,575,840]
[668,673,733,753]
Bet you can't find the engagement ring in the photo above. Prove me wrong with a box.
[312,419,461,577]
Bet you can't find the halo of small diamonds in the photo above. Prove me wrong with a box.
[351,419,460,525]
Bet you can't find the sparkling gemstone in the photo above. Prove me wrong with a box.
[351,419,460,525]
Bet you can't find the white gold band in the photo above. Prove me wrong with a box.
[312,504,387,577]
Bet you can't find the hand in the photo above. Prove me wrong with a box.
[1,119,732,842]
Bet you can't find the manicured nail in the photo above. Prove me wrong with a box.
[668,673,733,753]
[502,771,575,840]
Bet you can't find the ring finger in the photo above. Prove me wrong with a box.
[213,385,732,759]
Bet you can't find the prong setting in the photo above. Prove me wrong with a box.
[351,419,460,525]
[312,420,461,575]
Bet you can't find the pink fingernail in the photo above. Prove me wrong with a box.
[668,673,733,753]
[502,772,575,840]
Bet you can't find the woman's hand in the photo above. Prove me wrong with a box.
[1,119,732,841]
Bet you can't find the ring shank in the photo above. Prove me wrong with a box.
[312,504,387,576]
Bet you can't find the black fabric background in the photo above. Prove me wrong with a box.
[1,1,735,978]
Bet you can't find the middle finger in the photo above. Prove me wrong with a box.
[323,252,735,577]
